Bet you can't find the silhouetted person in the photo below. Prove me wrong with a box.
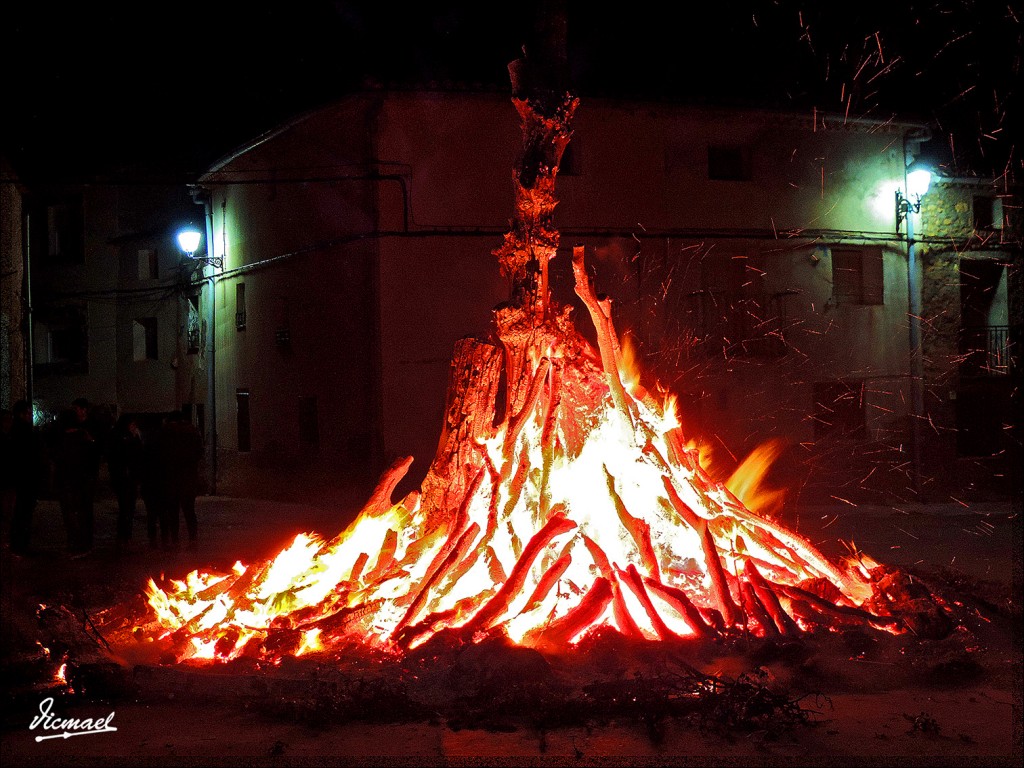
[5,401,44,555]
[52,402,100,556]
[159,410,203,550]
[69,397,99,552]
[108,414,144,555]
[139,422,164,550]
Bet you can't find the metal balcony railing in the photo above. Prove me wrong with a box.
[960,325,1010,376]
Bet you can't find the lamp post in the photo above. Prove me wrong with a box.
[895,158,932,496]
[178,219,221,495]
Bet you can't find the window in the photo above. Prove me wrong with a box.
[831,247,883,305]
[46,199,84,262]
[33,304,88,373]
[137,249,158,280]
[30,197,84,263]
[299,396,319,449]
[812,381,866,439]
[187,295,201,354]
[236,389,251,452]
[707,145,751,181]
[688,254,785,357]
[973,196,1003,231]
[235,283,246,331]
[133,317,158,361]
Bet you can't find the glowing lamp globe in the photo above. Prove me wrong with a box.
[177,229,202,257]
[906,163,932,199]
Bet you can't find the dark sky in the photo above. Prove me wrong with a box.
[2,0,1019,182]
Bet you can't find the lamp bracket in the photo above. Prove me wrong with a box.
[895,189,922,235]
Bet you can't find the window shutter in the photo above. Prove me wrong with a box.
[860,247,884,305]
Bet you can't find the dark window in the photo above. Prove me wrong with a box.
[138,249,158,280]
[299,396,319,449]
[690,254,785,357]
[133,317,158,361]
[33,304,88,374]
[236,390,251,452]
[45,198,84,262]
[812,381,866,439]
[51,327,82,362]
[831,247,883,305]
[707,145,750,181]
[235,283,246,331]
[973,196,994,230]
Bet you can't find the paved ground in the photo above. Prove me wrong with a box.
[1,483,1020,767]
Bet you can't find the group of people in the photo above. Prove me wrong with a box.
[1,398,204,557]
[107,408,204,554]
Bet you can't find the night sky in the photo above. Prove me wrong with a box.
[1,0,1020,182]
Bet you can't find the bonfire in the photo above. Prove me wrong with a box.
[140,56,933,666]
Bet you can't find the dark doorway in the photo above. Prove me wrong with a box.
[958,258,1009,456]
[960,258,1004,329]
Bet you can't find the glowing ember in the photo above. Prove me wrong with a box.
[139,62,912,664]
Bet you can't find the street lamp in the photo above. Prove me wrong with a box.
[897,153,932,496]
[895,160,932,235]
[177,220,218,495]
[177,227,223,268]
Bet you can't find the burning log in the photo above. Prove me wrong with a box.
[465,511,577,632]
[743,560,801,636]
[642,577,718,639]
[136,45,925,666]
[740,582,780,638]
[619,564,681,641]
[395,522,482,636]
[525,577,614,652]
[771,581,902,631]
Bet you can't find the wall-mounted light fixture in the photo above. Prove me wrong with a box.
[177,227,222,268]
[895,160,932,235]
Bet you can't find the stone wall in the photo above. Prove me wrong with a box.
[918,180,1021,499]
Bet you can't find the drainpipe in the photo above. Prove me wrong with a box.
[205,196,218,495]
[902,128,931,497]
[905,188,924,496]
[190,185,218,495]
[23,205,34,412]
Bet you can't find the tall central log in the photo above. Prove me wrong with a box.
[421,42,580,519]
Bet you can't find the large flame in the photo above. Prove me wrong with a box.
[726,438,788,519]
[142,322,893,663]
